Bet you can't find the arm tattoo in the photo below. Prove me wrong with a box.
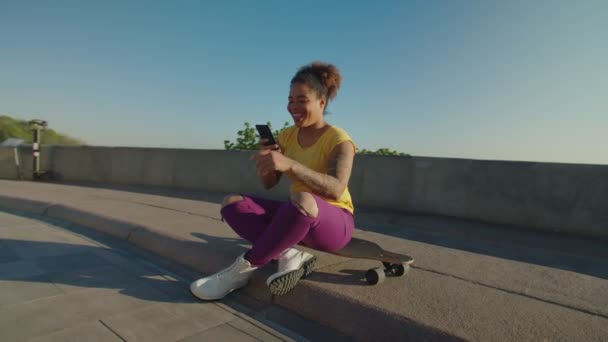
[291,142,354,199]
[291,163,339,198]
[328,149,352,179]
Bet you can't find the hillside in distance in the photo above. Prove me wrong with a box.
[0,115,84,145]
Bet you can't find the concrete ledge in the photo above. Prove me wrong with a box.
[0,195,52,215]
[272,280,460,341]
[46,205,139,240]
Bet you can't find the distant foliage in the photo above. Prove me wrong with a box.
[0,115,85,145]
[225,121,409,156]
[357,147,410,157]
[224,121,289,150]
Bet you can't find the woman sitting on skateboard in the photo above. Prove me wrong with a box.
[190,61,356,299]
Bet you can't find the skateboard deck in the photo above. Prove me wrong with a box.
[328,237,414,285]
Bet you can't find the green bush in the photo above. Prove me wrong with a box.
[224,121,409,156]
[224,121,289,150]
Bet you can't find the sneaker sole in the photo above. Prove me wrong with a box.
[268,256,317,296]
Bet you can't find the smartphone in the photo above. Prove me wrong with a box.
[255,124,277,146]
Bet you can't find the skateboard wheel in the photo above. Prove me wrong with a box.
[394,263,410,277]
[366,267,385,285]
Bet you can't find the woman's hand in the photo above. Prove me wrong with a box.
[258,138,280,152]
[251,149,295,176]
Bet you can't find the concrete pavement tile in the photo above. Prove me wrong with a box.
[25,321,122,342]
[228,319,290,342]
[92,249,193,301]
[132,273,193,301]
[0,286,168,341]
[35,251,110,273]
[47,264,149,294]
[0,258,44,278]
[93,243,173,272]
[3,238,102,260]
[0,240,21,263]
[260,305,352,342]
[179,323,261,342]
[219,292,273,317]
[0,275,62,308]
[48,265,184,305]
[101,302,235,342]
[163,300,235,324]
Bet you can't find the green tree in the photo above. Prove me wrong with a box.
[224,121,289,150]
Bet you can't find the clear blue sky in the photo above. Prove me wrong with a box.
[1,0,606,164]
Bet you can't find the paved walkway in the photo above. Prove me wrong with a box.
[0,211,345,341]
[1,180,607,341]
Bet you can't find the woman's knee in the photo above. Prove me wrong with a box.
[222,194,245,208]
[290,192,319,218]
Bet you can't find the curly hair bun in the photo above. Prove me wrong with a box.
[294,61,342,101]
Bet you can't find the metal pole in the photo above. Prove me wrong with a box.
[28,119,47,181]
[33,127,41,179]
[13,147,22,180]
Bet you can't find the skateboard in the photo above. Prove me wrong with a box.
[328,237,414,285]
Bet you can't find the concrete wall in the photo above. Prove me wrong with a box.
[350,155,607,238]
[42,146,291,199]
[0,148,18,179]
[0,146,42,180]
[1,145,606,238]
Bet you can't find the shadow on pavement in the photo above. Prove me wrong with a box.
[355,207,608,280]
[190,232,250,255]
[0,238,199,304]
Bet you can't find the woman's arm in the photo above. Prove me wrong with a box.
[256,140,283,189]
[260,170,282,189]
[252,141,355,199]
[289,141,355,199]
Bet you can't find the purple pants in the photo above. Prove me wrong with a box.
[220,193,354,267]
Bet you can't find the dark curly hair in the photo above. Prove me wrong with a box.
[291,61,342,114]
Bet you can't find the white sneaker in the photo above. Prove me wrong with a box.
[190,253,257,301]
[267,248,316,296]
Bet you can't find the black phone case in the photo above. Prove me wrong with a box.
[255,125,277,146]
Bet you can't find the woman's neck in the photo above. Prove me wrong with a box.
[300,119,327,134]
[297,120,330,147]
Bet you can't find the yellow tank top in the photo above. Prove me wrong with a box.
[278,125,355,214]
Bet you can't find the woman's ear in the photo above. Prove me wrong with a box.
[320,95,327,110]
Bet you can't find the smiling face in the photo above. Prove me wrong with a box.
[287,82,327,128]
